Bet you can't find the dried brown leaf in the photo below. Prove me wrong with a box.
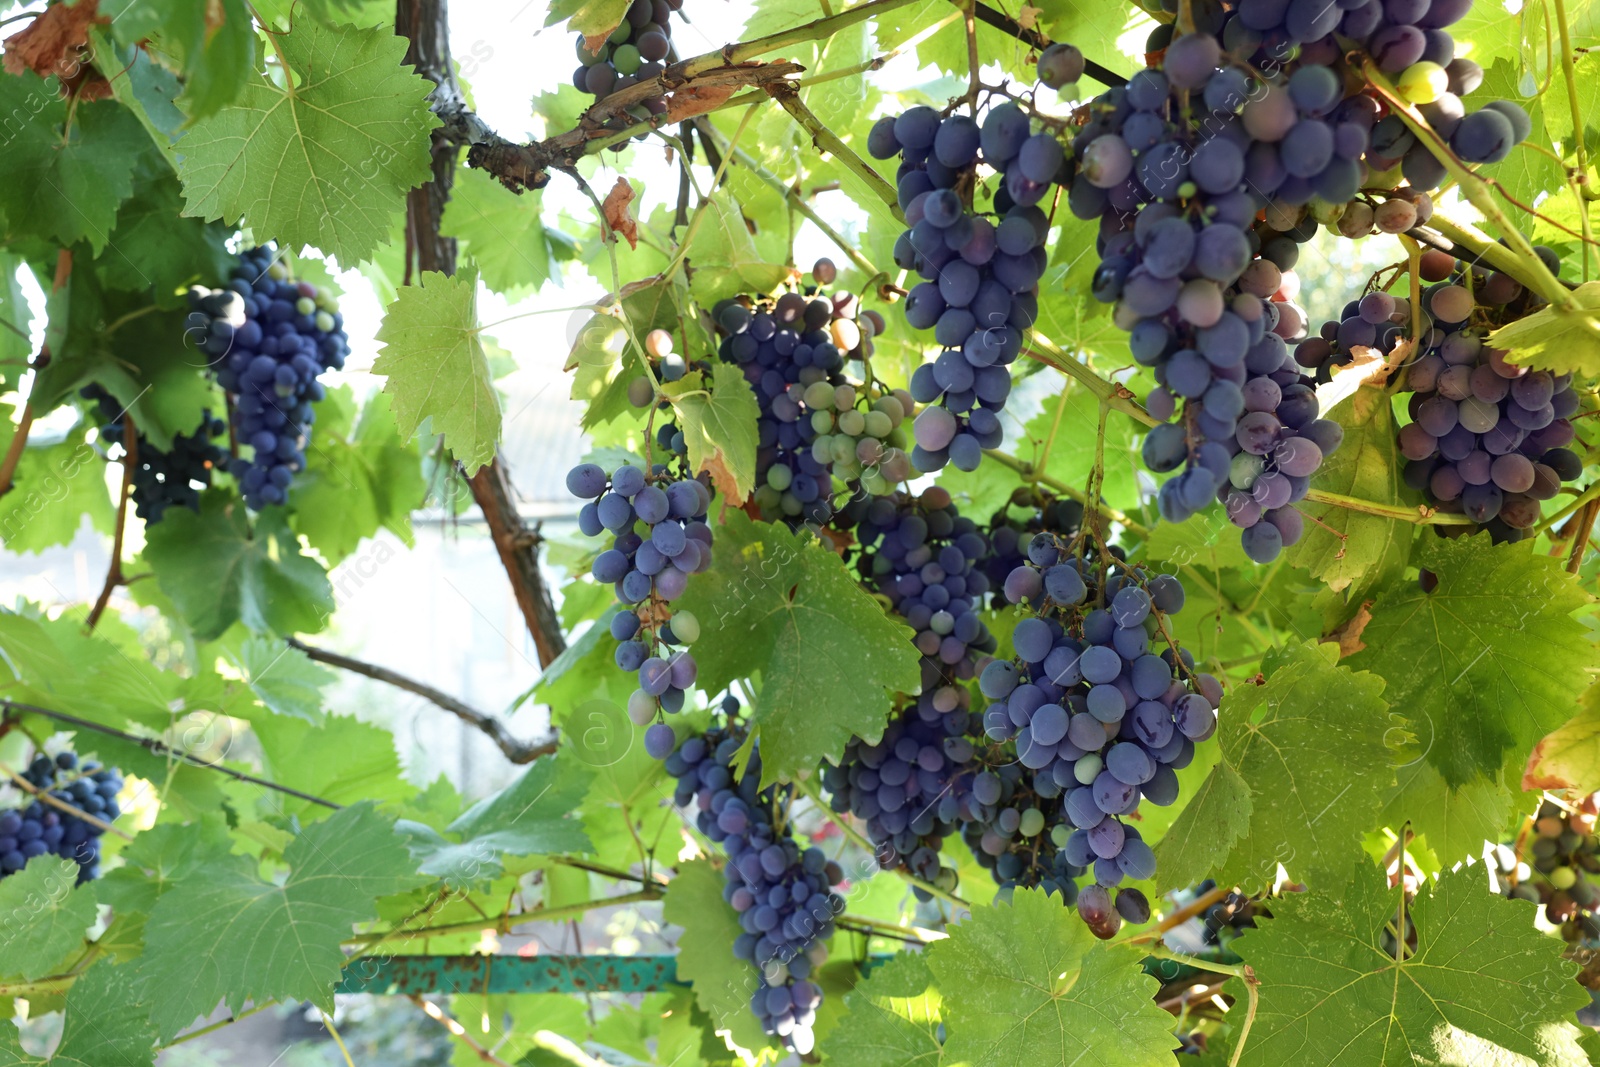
[602,176,638,249]
[3,0,102,79]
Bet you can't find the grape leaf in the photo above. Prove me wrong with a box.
[96,168,236,306]
[446,756,594,858]
[927,887,1176,1065]
[1478,60,1567,210]
[568,276,686,432]
[0,432,113,555]
[139,802,429,1041]
[0,963,156,1067]
[1233,861,1590,1067]
[1525,683,1600,793]
[662,858,770,1057]
[0,251,29,393]
[288,385,425,564]
[233,637,332,724]
[1155,643,1399,893]
[662,363,760,503]
[143,492,334,640]
[1488,280,1600,377]
[682,193,789,307]
[1144,512,1256,572]
[817,952,944,1067]
[0,73,149,254]
[0,859,97,982]
[441,169,566,298]
[676,511,922,785]
[372,268,501,474]
[1349,534,1600,788]
[251,711,412,813]
[175,20,438,264]
[103,0,255,120]
[1380,760,1514,868]
[546,0,632,40]
[1287,387,1414,595]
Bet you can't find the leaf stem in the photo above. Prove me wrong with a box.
[1541,479,1600,532]
[1303,487,1476,526]
[1553,0,1592,208]
[321,1011,356,1067]
[724,138,883,281]
[409,996,518,1067]
[1227,965,1261,1067]
[982,446,1151,536]
[1024,340,1160,427]
[766,84,903,221]
[1142,944,1248,979]
[86,412,136,631]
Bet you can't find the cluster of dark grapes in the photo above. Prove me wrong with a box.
[979,487,1086,605]
[840,488,997,691]
[868,102,1054,473]
[1297,250,1582,540]
[664,712,844,1055]
[81,385,227,523]
[1493,796,1600,942]
[960,764,1103,911]
[981,536,1221,937]
[185,246,348,510]
[567,460,713,748]
[1,751,122,885]
[572,0,679,105]
[711,263,908,523]
[819,698,976,893]
[1164,880,1270,954]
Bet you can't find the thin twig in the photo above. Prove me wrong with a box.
[410,996,518,1067]
[287,639,558,764]
[964,1,1126,85]
[765,82,903,220]
[0,761,133,841]
[0,403,34,498]
[0,699,342,809]
[86,413,136,630]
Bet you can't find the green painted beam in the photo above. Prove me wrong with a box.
[338,954,684,995]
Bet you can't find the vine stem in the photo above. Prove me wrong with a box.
[1538,479,1600,532]
[1024,339,1160,427]
[766,84,903,221]
[410,996,518,1067]
[1142,944,1247,979]
[962,0,981,111]
[982,447,1150,536]
[1303,487,1475,526]
[1361,61,1576,311]
[725,138,882,281]
[791,775,969,909]
[0,403,34,498]
[1553,0,1592,200]
[345,889,662,952]
[164,1004,272,1046]
[1421,215,1576,295]
[0,760,133,840]
[321,1011,357,1067]
[86,412,137,630]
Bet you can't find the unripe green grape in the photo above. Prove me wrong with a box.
[296,296,316,315]
[829,436,854,465]
[837,409,866,436]
[767,464,793,491]
[754,485,781,511]
[804,380,835,409]
[1050,824,1071,847]
[875,394,906,425]
[833,384,856,410]
[608,20,632,43]
[810,409,834,435]
[811,438,833,464]
[1074,753,1103,785]
[1018,807,1046,838]
[668,609,699,643]
[835,458,861,480]
[1397,61,1448,104]
[315,310,336,332]
[780,492,803,516]
[861,468,889,495]
[627,374,654,407]
[863,410,892,438]
[1551,866,1579,890]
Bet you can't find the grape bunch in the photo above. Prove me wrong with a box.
[840,488,997,692]
[1298,252,1582,540]
[713,265,907,524]
[185,246,348,510]
[819,699,976,894]
[981,538,1221,937]
[1,751,123,885]
[1493,796,1600,942]
[572,0,680,104]
[81,385,227,523]
[867,102,1056,473]
[665,715,845,1055]
[978,487,1085,605]
[960,764,1103,912]
[566,460,714,748]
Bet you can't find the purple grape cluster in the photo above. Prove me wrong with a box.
[712,266,907,524]
[1297,259,1582,540]
[81,385,228,524]
[979,488,1086,606]
[567,461,714,740]
[185,246,348,510]
[665,715,844,1055]
[819,700,976,893]
[982,538,1221,937]
[572,0,679,103]
[959,762,1097,909]
[840,487,997,691]
[867,102,1055,473]
[1,751,122,885]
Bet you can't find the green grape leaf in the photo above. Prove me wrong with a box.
[447,756,594,858]
[96,168,237,306]
[233,637,332,723]
[143,492,333,640]
[676,511,922,785]
[662,858,769,1057]
[1287,387,1414,594]
[546,0,632,40]
[0,859,97,982]
[0,74,149,254]
[0,963,156,1067]
[568,277,686,432]
[288,386,426,564]
[139,802,429,1041]
[441,169,564,297]
[1349,535,1600,788]
[1488,280,1600,376]
[95,817,237,925]
[1234,861,1590,1067]
[817,952,943,1067]
[1526,683,1600,793]
[1144,514,1256,572]
[1477,61,1567,209]
[1380,760,1514,868]
[662,363,760,504]
[0,432,113,555]
[92,29,187,148]
[0,252,30,393]
[175,20,438,264]
[372,268,501,473]
[1156,643,1399,893]
[927,887,1176,1065]
[682,194,790,306]
[252,0,392,28]
[251,711,413,813]
[103,0,255,119]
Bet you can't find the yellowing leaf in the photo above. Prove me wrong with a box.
[1491,280,1600,377]
[1524,683,1600,793]
[372,269,501,474]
